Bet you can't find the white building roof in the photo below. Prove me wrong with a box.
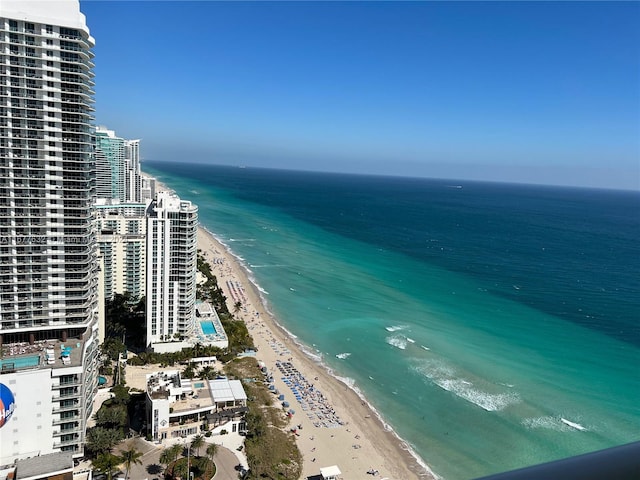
[196,302,215,316]
[209,379,247,403]
[320,465,342,479]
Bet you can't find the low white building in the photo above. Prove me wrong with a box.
[145,370,247,443]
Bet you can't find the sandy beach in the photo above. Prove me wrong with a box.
[153,179,435,480]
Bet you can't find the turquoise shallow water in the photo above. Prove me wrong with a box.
[145,162,640,479]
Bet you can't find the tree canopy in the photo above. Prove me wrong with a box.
[92,453,122,480]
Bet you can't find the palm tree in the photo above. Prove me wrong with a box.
[183,362,196,379]
[159,448,173,474]
[205,443,217,463]
[92,452,122,480]
[172,460,188,480]
[200,365,216,379]
[233,301,243,315]
[190,434,205,457]
[169,443,183,463]
[120,447,144,480]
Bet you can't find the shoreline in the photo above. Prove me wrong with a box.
[151,176,437,479]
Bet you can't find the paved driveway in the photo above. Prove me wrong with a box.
[114,437,241,480]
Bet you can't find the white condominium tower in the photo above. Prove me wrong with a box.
[95,125,141,203]
[124,137,141,202]
[146,192,198,350]
[96,202,147,301]
[0,0,101,468]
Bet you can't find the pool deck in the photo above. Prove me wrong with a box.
[195,301,229,348]
[0,337,85,372]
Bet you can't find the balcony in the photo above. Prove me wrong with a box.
[52,402,81,414]
[52,414,80,426]
[52,389,80,401]
[53,377,81,388]
[53,437,80,448]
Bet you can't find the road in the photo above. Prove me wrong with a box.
[114,437,242,480]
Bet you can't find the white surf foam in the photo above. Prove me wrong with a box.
[413,360,520,412]
[299,344,323,363]
[386,335,407,350]
[561,418,588,431]
[523,416,588,432]
[385,325,407,332]
[249,264,289,268]
[522,416,566,431]
[406,337,416,344]
[336,352,351,359]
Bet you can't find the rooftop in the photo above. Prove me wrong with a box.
[15,452,73,480]
[0,335,88,375]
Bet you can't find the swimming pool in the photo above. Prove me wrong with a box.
[200,320,217,335]
[0,355,40,370]
[193,382,205,389]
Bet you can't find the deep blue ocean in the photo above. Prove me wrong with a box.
[144,161,639,479]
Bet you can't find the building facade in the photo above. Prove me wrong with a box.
[124,138,140,202]
[96,202,147,301]
[146,192,198,349]
[94,126,124,201]
[145,370,247,443]
[95,126,141,203]
[140,175,156,203]
[0,0,101,467]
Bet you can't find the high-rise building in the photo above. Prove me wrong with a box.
[124,138,141,202]
[140,174,156,203]
[96,202,147,301]
[95,126,141,203]
[0,0,101,467]
[146,192,198,350]
[95,126,125,201]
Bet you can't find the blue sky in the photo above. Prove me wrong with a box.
[81,1,640,190]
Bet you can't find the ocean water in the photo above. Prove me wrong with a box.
[144,162,640,479]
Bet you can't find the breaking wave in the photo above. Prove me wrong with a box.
[413,359,520,412]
